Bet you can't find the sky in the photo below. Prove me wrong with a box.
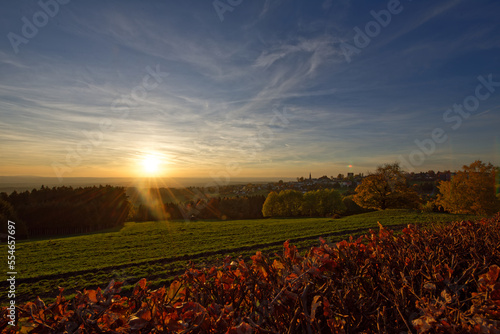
[0,0,499,181]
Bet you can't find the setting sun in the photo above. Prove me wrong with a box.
[139,153,164,177]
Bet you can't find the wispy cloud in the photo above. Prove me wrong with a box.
[0,0,498,178]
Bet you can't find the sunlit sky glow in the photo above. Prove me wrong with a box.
[0,0,499,179]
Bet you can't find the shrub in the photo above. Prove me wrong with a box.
[421,199,437,212]
[342,195,373,215]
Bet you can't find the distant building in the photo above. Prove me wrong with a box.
[347,172,354,178]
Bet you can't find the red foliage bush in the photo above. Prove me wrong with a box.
[2,214,500,333]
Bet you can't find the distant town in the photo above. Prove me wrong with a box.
[199,170,456,198]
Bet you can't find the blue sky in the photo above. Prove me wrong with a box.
[0,0,499,179]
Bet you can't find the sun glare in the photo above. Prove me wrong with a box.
[140,154,164,177]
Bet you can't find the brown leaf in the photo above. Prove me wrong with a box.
[226,322,252,334]
[138,278,147,290]
[412,316,435,333]
[441,289,453,304]
[34,297,46,310]
[310,295,322,320]
[86,290,98,303]
[129,315,149,331]
[487,265,500,283]
[272,259,285,270]
[167,280,185,301]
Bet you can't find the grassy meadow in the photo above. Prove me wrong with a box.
[0,210,479,304]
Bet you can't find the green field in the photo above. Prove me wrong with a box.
[0,210,479,304]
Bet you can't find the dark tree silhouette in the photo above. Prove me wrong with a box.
[4,186,131,237]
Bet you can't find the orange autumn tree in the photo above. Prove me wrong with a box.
[436,160,499,215]
[353,163,420,210]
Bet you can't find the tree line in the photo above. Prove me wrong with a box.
[352,160,499,216]
[0,185,131,238]
[262,189,347,217]
[133,195,266,221]
[132,188,370,222]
